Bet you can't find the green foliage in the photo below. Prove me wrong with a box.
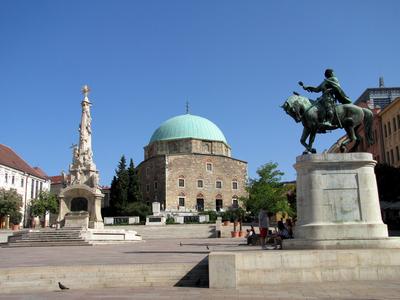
[166,216,175,224]
[127,159,141,203]
[110,156,142,215]
[9,210,22,224]
[375,164,400,202]
[30,191,58,218]
[241,162,294,218]
[0,188,23,217]
[122,202,151,221]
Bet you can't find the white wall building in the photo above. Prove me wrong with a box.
[0,144,51,227]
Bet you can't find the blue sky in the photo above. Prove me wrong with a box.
[1,1,400,185]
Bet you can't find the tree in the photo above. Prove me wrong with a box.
[123,202,150,221]
[109,155,129,212]
[127,159,141,203]
[109,155,143,216]
[0,188,22,218]
[241,162,294,218]
[30,191,58,222]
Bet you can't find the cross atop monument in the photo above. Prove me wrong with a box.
[82,85,91,97]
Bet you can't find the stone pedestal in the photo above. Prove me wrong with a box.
[152,202,161,216]
[285,153,399,249]
[64,211,89,228]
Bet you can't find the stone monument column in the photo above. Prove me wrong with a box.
[57,85,104,229]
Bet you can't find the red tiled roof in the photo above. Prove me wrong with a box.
[0,144,48,180]
[33,167,48,178]
[50,175,63,184]
[50,174,70,185]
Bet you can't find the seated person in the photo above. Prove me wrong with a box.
[269,221,290,249]
[285,218,294,239]
[246,225,257,245]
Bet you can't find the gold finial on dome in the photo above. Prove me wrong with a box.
[82,85,91,97]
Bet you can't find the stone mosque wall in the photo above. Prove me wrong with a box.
[165,153,247,212]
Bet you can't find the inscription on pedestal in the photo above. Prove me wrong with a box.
[322,173,361,222]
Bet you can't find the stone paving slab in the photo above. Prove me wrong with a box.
[1,280,400,299]
[0,238,250,268]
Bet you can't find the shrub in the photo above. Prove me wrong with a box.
[9,210,22,225]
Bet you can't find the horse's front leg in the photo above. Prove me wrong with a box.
[300,128,311,154]
[308,129,317,154]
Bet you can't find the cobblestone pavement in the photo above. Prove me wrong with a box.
[1,281,400,300]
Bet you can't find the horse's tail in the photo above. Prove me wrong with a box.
[362,108,374,145]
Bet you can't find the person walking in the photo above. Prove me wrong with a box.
[258,208,269,249]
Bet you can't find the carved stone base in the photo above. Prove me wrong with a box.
[294,153,388,247]
[64,211,89,229]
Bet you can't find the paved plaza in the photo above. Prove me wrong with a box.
[1,238,400,299]
[1,281,400,299]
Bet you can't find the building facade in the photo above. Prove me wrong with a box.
[329,79,400,166]
[354,77,400,110]
[0,144,51,226]
[380,97,400,167]
[137,114,248,213]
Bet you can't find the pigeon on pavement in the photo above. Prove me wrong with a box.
[58,282,69,290]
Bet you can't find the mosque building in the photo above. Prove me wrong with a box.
[137,113,248,213]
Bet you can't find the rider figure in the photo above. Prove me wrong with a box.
[299,69,352,129]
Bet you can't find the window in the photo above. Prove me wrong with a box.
[169,142,178,153]
[11,175,15,185]
[384,125,387,137]
[178,178,185,187]
[31,180,34,198]
[388,122,392,135]
[215,199,223,212]
[35,181,39,197]
[146,184,150,193]
[216,180,222,189]
[391,149,394,164]
[5,173,8,183]
[206,163,213,172]
[40,182,43,192]
[398,115,400,129]
[232,197,239,208]
[203,142,211,153]
[196,198,204,211]
[394,117,397,132]
[179,197,185,207]
[21,178,24,188]
[397,146,400,162]
[154,181,158,190]
[197,180,203,188]
[232,181,238,190]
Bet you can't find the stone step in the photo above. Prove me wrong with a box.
[5,228,88,248]
[0,262,208,293]
[14,238,86,242]
[3,241,91,247]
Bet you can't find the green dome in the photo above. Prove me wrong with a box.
[149,114,228,144]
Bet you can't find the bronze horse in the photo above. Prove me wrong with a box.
[282,94,374,153]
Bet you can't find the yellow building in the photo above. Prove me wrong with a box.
[381,97,400,167]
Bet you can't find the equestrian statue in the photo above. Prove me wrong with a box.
[282,69,374,154]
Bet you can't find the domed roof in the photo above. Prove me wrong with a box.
[149,114,228,144]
